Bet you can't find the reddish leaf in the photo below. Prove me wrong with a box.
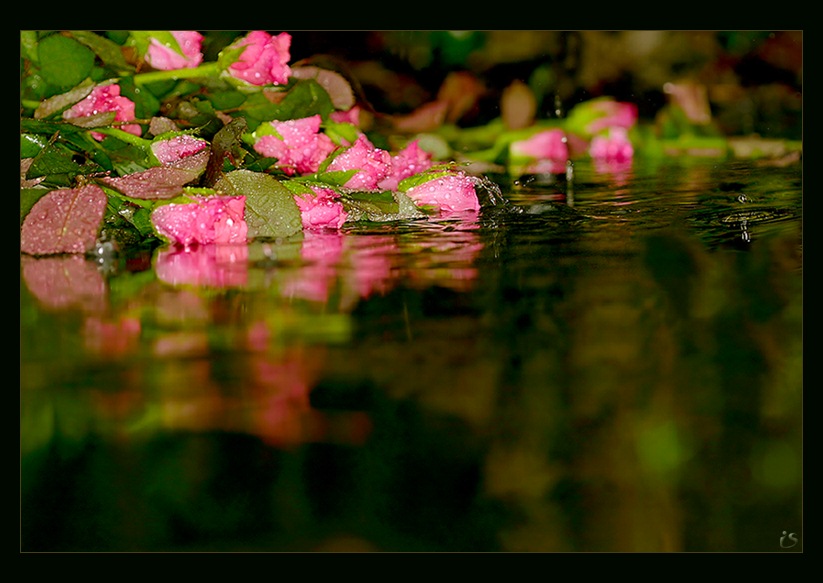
[99,148,210,200]
[20,184,107,255]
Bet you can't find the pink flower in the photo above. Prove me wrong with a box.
[227,30,292,86]
[253,115,336,176]
[586,99,638,135]
[510,129,568,162]
[378,140,434,192]
[326,134,391,190]
[589,127,634,165]
[63,84,142,141]
[330,105,361,126]
[405,171,480,214]
[151,195,248,247]
[145,31,204,70]
[294,186,348,230]
[151,134,209,164]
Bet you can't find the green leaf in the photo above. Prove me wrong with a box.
[34,79,96,120]
[37,33,95,90]
[70,31,132,73]
[309,169,358,187]
[21,188,50,224]
[208,90,247,110]
[26,142,83,178]
[21,134,49,158]
[20,31,39,63]
[213,170,302,239]
[271,79,335,121]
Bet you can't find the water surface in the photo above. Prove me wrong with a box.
[20,157,803,552]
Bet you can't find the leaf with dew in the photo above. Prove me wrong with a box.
[20,184,108,255]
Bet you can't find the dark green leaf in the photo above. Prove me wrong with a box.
[274,79,335,120]
[70,31,132,73]
[21,188,50,224]
[214,170,302,239]
[21,134,49,158]
[37,33,95,90]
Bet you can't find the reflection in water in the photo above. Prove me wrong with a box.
[20,160,801,552]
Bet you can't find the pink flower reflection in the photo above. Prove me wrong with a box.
[406,225,484,291]
[21,255,107,313]
[347,235,397,299]
[249,355,313,448]
[245,346,374,448]
[83,316,141,357]
[281,232,399,304]
[155,244,249,288]
[282,231,345,303]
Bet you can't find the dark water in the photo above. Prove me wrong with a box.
[20,157,803,553]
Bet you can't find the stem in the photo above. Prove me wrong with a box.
[133,62,222,86]
[93,127,153,149]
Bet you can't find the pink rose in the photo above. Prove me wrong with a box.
[151,195,248,247]
[326,134,391,190]
[378,140,433,192]
[329,105,360,127]
[145,31,204,70]
[586,99,638,135]
[330,105,361,126]
[151,134,209,164]
[294,186,348,230]
[405,171,480,214]
[63,84,142,141]
[227,30,292,86]
[510,129,568,162]
[589,127,634,165]
[253,115,336,176]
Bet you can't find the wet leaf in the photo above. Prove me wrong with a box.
[37,33,95,90]
[20,184,108,255]
[204,117,248,187]
[270,79,335,121]
[214,169,302,239]
[34,80,95,120]
[69,31,133,73]
[99,148,210,199]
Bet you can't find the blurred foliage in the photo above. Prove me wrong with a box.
[289,31,801,139]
